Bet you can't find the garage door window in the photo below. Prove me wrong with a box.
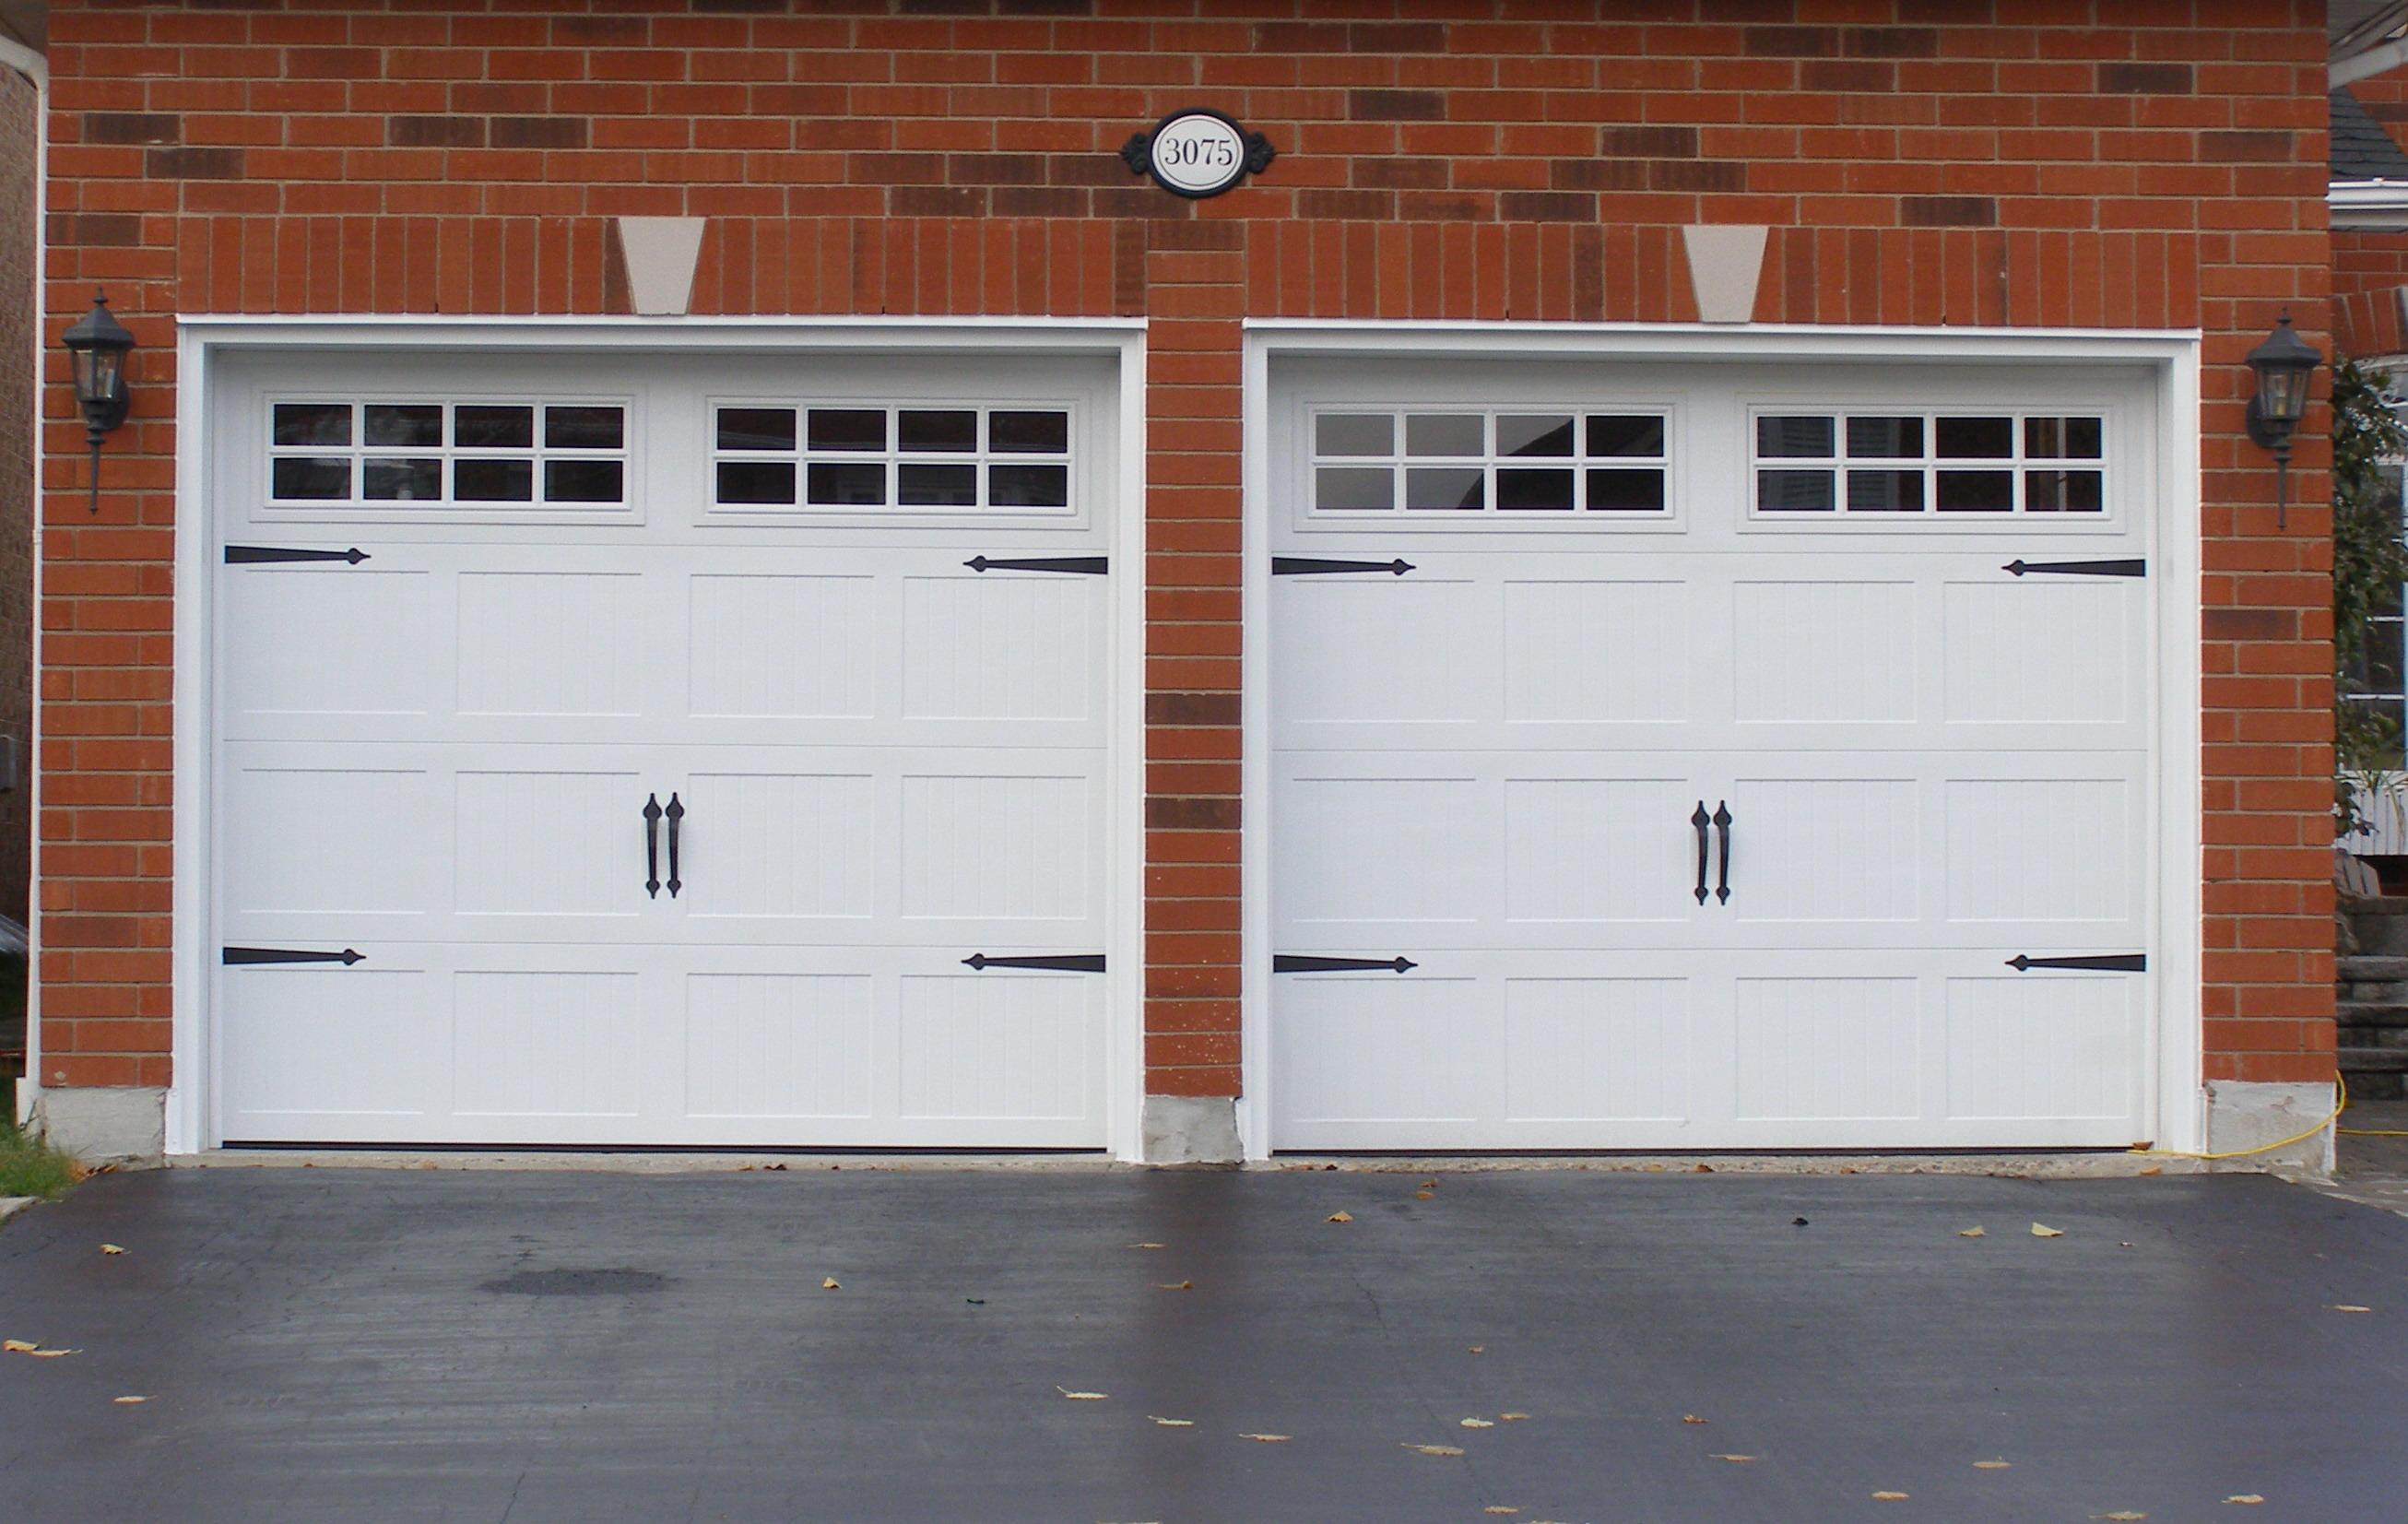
[712,405,1073,513]
[1753,410,2105,516]
[1310,408,1669,517]
[267,400,628,508]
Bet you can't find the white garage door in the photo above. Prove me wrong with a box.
[1269,359,2156,1151]
[210,350,1118,1147]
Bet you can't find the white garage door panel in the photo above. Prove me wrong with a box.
[220,566,433,720]
[1269,361,2154,1151]
[1274,555,2145,758]
[1273,753,2142,953]
[1269,951,2146,1152]
[211,351,1115,1149]
[220,550,1108,752]
[219,965,440,1121]
[219,755,437,921]
[217,943,1106,1148]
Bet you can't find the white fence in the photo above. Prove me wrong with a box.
[2344,772,2408,854]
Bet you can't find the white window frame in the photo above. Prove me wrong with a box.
[258,394,638,519]
[1301,403,1677,523]
[703,396,1083,521]
[1743,405,2118,523]
[1293,396,1687,535]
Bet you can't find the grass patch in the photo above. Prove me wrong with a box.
[0,1118,80,1201]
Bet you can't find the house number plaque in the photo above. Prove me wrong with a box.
[1120,108,1276,199]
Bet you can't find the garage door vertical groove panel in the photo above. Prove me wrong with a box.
[1268,363,2154,1151]
[211,352,1118,1147]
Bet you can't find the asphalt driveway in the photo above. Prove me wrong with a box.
[0,1165,2402,1523]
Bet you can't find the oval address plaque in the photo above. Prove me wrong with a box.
[1120,108,1276,199]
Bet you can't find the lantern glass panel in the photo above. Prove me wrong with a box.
[2260,364,2311,424]
[75,346,123,404]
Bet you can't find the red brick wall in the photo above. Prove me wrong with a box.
[2333,229,2408,356]
[2346,57,2408,149]
[37,1,2337,1098]
[0,65,35,935]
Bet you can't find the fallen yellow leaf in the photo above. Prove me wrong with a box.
[2225,1497,2265,1506]
[2330,1305,2373,1314]
[1958,1227,1986,1238]
[1420,1178,1438,1188]
[1415,1190,1435,1200]
[2031,1223,2064,1238]
[1709,1454,1755,1463]
[1238,1433,1290,1443]
[1147,1415,1194,1427]
[1974,1459,2012,1470]
[820,1277,840,1290]
[22,1348,76,1358]
[112,1396,146,1405]
[2,1340,35,1353]
[1327,1211,1352,1223]
[1459,1417,1494,1428]
[1484,1510,1518,1517]
[2095,1513,2149,1521]
[1467,1345,1485,1354]
[1682,1413,1709,1424]
[1499,1412,1530,1422]
[2138,1164,2163,1176]
[1153,1281,1193,1291]
[1129,1242,1165,1250]
[1056,1388,1109,1400]
[1403,1443,1466,1457]
[1873,1493,1909,1501]
[100,1244,126,1256]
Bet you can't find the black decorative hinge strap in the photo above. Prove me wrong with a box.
[962,953,1107,973]
[2006,953,2147,973]
[964,556,1109,575]
[2001,558,2144,578]
[226,546,370,565]
[1273,954,1417,974]
[1271,557,1415,577]
[222,946,364,966]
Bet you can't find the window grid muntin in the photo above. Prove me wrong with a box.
[1750,408,2107,517]
[708,403,1075,514]
[1308,407,1671,516]
[266,399,630,508]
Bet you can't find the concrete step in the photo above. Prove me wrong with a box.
[2339,1023,2408,1051]
[2349,915,2408,957]
[2339,955,2408,980]
[2346,1072,2408,1103]
[2341,981,2408,1004]
[2340,1046,2408,1073]
[2331,997,2408,1021]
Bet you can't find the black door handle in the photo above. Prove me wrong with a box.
[1691,801,1710,904]
[665,792,684,899]
[1712,800,1732,904]
[643,794,662,899]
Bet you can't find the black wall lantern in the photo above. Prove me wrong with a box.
[61,291,136,515]
[2243,310,2319,529]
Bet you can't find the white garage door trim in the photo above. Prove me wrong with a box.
[1238,321,2205,1159]
[168,317,1150,1158]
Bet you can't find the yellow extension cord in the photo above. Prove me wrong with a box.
[2131,1072,2384,1161]
[2336,1070,2408,1140]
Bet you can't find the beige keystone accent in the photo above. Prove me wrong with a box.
[1681,224,1770,325]
[616,217,708,316]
